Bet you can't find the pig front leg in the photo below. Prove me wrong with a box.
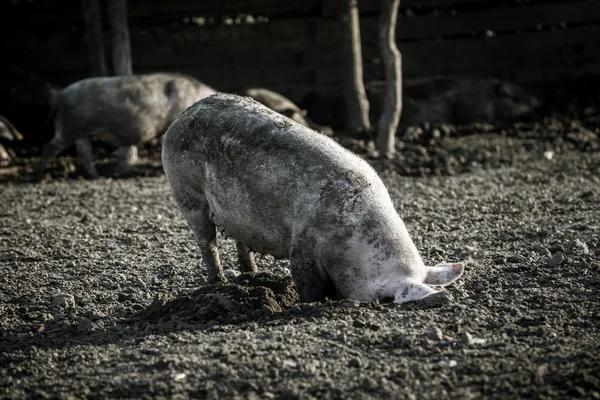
[75,138,100,179]
[290,252,334,302]
[236,242,257,273]
[178,205,225,283]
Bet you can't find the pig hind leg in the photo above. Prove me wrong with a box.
[178,203,225,283]
[113,145,139,177]
[33,134,73,179]
[236,242,257,273]
[75,138,100,179]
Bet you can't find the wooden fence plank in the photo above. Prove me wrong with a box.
[308,23,600,65]
[317,0,600,44]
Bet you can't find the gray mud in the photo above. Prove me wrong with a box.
[1,113,600,399]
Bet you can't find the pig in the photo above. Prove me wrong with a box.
[162,93,464,303]
[0,115,24,166]
[33,73,216,179]
[0,67,58,147]
[239,88,334,135]
[367,76,541,127]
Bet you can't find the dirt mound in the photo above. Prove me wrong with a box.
[140,273,299,325]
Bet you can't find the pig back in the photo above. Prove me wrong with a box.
[57,74,212,144]
[162,93,387,258]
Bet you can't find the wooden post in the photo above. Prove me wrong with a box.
[107,0,133,75]
[340,0,371,134]
[376,0,402,158]
[81,0,107,76]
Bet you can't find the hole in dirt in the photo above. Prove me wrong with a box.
[139,272,299,324]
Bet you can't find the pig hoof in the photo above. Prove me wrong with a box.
[208,274,226,284]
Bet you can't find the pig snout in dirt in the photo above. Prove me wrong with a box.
[33,73,216,180]
[162,93,464,304]
[240,87,334,135]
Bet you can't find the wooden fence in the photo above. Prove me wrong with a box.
[1,0,599,103]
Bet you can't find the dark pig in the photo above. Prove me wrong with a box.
[162,93,464,303]
[34,73,216,179]
[240,88,334,135]
[0,67,58,147]
[367,76,541,126]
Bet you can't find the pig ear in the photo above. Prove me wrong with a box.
[424,263,464,286]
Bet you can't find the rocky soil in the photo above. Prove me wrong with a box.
[1,104,599,399]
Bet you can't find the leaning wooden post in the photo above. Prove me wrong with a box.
[107,0,133,75]
[81,0,108,76]
[340,0,371,135]
[376,0,402,158]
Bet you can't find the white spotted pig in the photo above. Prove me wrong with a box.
[161,93,464,303]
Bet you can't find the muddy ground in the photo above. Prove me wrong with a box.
[1,102,600,399]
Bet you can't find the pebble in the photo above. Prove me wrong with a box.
[427,327,444,341]
[545,253,564,267]
[493,257,506,265]
[51,294,75,309]
[438,360,457,368]
[77,317,94,332]
[419,291,452,307]
[340,299,360,308]
[507,255,526,263]
[223,269,241,278]
[348,358,362,368]
[573,239,590,255]
[460,332,487,345]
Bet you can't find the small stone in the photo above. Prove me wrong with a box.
[41,313,54,322]
[461,332,473,344]
[173,373,186,381]
[533,244,551,256]
[427,327,444,341]
[549,244,565,253]
[117,292,132,302]
[438,360,457,368]
[460,332,486,345]
[340,299,360,308]
[77,317,94,332]
[419,291,452,307]
[83,310,106,321]
[132,277,147,289]
[51,294,75,309]
[507,255,525,263]
[429,246,445,255]
[282,359,297,368]
[348,358,362,368]
[573,239,590,255]
[223,269,240,278]
[545,253,564,267]
[353,318,367,328]
[493,257,506,265]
